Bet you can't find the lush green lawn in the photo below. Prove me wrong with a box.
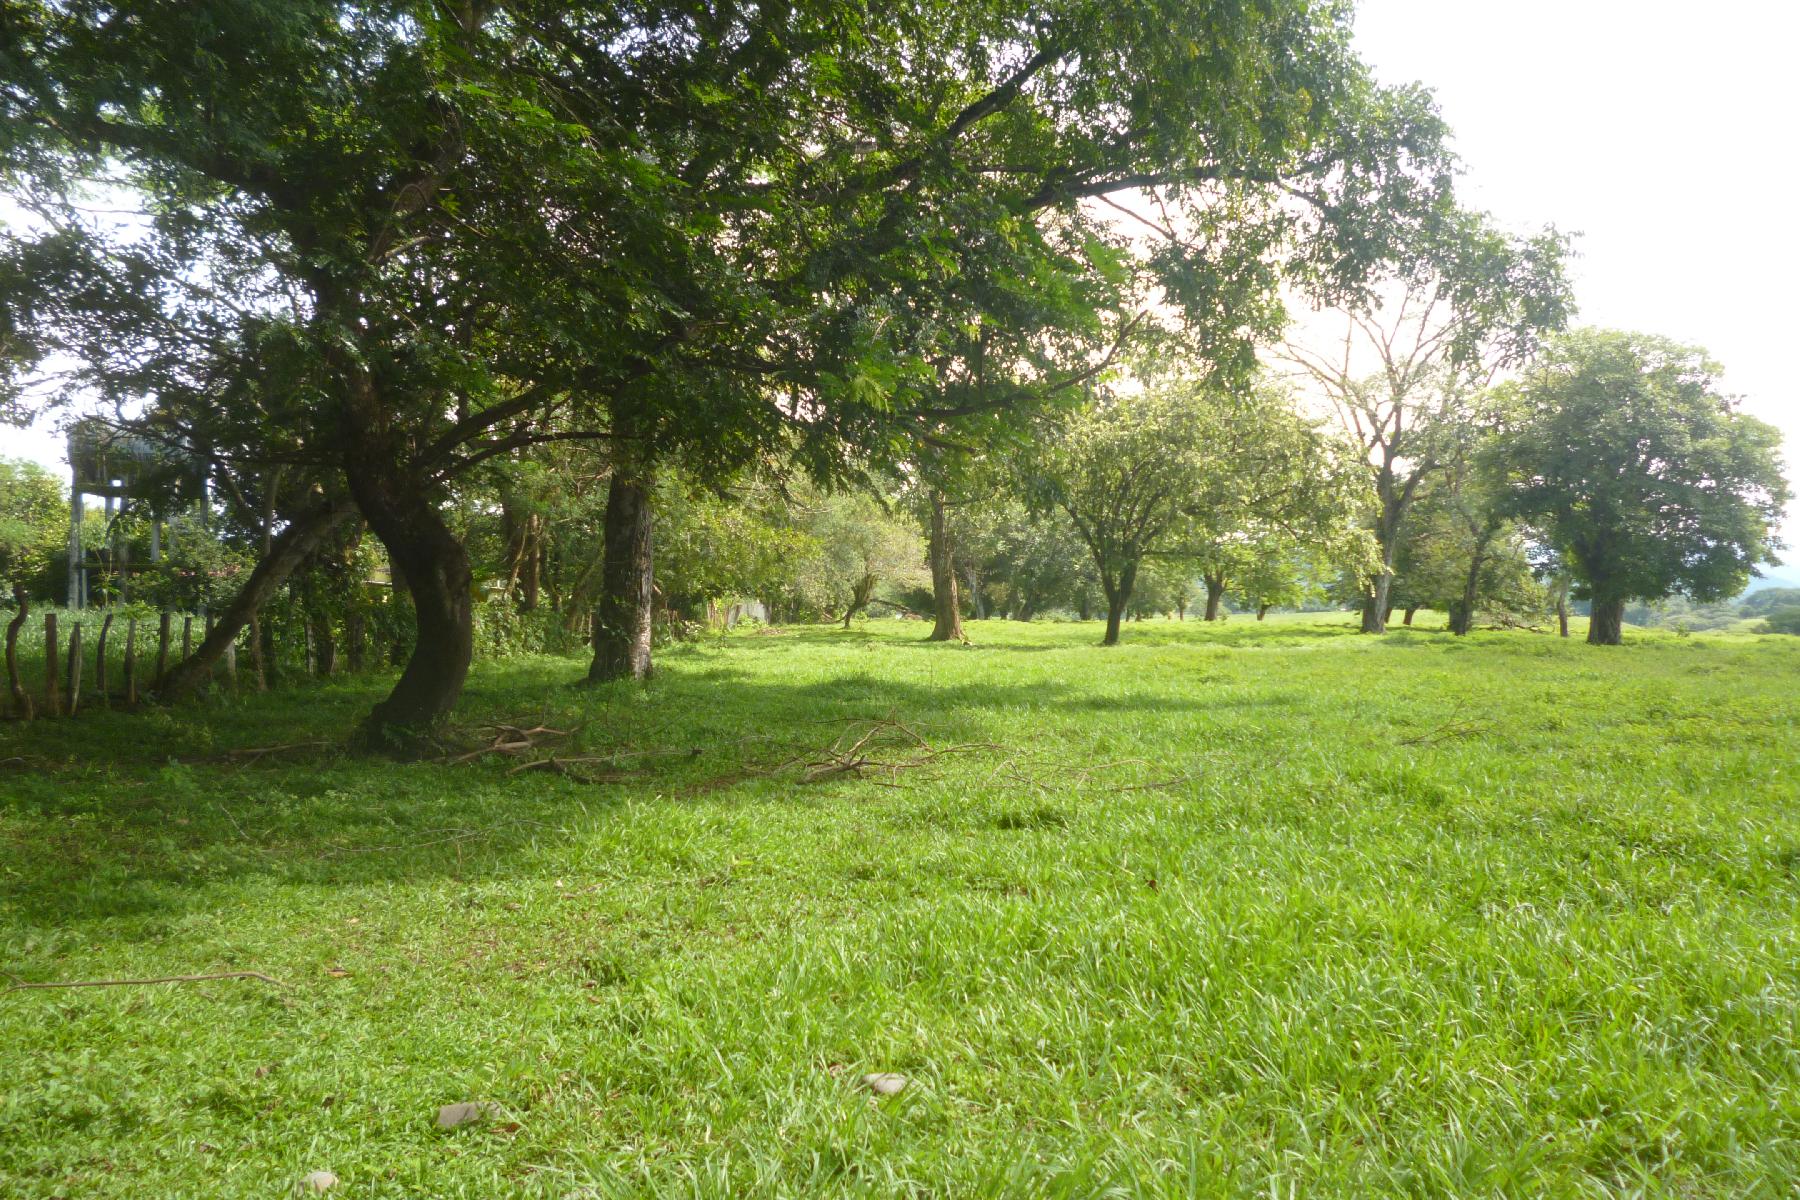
[3,614,1799,1198]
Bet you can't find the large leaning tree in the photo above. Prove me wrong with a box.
[1492,329,1789,645]
[0,0,680,745]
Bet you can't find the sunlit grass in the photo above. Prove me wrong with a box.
[3,614,1798,1197]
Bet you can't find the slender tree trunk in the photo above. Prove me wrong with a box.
[965,564,985,620]
[158,500,355,701]
[1402,606,1416,626]
[925,490,963,642]
[1362,495,1404,634]
[6,586,31,720]
[1103,598,1125,645]
[346,612,366,672]
[313,615,337,676]
[346,454,474,747]
[1100,561,1137,646]
[1550,576,1571,638]
[248,614,267,689]
[1257,603,1270,621]
[521,516,541,612]
[587,471,655,682]
[1450,550,1487,636]
[1078,593,1093,622]
[1587,597,1626,646]
[1203,573,1226,622]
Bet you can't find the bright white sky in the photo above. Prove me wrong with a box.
[5,1,1796,554]
[1350,0,1799,555]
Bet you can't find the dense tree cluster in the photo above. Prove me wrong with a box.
[1,0,1790,742]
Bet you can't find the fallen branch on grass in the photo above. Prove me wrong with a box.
[9,970,289,991]
[1399,717,1489,746]
[1484,615,1550,634]
[444,722,577,765]
[792,717,1001,783]
[505,756,648,784]
[222,740,334,762]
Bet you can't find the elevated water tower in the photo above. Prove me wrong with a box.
[65,420,207,609]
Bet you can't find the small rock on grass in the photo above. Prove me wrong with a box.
[861,1073,908,1096]
[435,1101,498,1129]
[300,1170,338,1193]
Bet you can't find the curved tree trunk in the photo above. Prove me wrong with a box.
[1587,597,1625,645]
[1402,606,1417,626]
[1257,603,1270,621]
[1362,491,1404,634]
[925,489,963,642]
[587,470,655,682]
[347,457,473,748]
[158,499,356,702]
[1203,573,1226,622]
[841,573,876,628]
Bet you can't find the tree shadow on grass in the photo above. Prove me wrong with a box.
[761,617,1378,653]
[0,641,1296,932]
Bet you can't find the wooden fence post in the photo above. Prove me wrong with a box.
[122,617,138,706]
[95,611,114,706]
[155,611,171,683]
[64,623,83,716]
[44,611,60,716]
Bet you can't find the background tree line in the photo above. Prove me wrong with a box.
[0,0,1788,746]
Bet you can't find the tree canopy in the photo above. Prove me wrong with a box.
[1492,329,1790,644]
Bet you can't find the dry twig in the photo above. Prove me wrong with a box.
[9,970,289,991]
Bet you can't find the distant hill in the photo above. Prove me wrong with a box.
[1744,569,1800,596]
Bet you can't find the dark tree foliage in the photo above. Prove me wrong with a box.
[3,0,1462,738]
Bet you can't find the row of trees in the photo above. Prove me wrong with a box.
[8,313,1787,666]
[0,1,1788,746]
[0,0,1471,746]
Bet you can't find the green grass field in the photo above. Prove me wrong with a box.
[3,614,1799,1197]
